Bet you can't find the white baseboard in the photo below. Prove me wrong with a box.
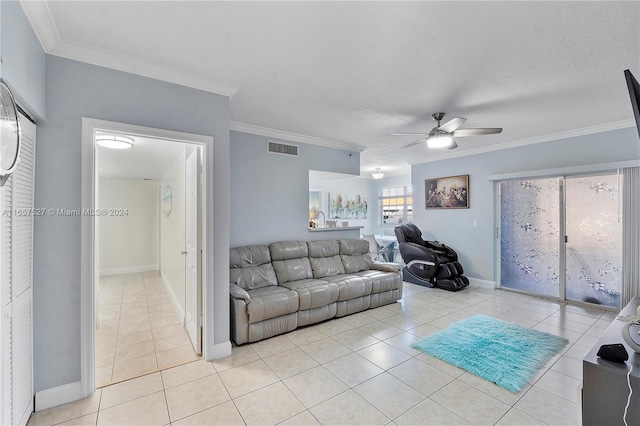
[35,381,84,412]
[207,340,232,361]
[99,264,159,276]
[468,277,497,289]
[160,270,185,323]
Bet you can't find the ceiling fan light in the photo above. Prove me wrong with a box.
[96,134,134,150]
[371,168,384,180]
[427,135,453,148]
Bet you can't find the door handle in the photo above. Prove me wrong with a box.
[181,251,187,255]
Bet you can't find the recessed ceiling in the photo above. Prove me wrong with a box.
[23,1,640,177]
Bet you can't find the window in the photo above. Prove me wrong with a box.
[378,186,412,226]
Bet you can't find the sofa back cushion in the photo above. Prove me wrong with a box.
[229,245,278,290]
[307,240,345,278]
[269,241,313,284]
[339,239,373,273]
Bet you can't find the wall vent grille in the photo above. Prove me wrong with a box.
[267,140,299,157]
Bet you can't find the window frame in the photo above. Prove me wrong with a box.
[378,185,413,227]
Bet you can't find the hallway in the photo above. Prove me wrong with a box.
[95,271,199,387]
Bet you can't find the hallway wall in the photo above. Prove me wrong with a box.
[98,179,160,275]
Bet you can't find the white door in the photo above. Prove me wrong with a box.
[184,148,202,354]
[1,113,36,426]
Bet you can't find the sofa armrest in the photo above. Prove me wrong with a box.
[230,283,251,302]
[371,262,403,273]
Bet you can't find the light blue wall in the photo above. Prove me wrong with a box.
[0,1,46,119]
[411,127,640,282]
[230,131,360,246]
[34,56,230,391]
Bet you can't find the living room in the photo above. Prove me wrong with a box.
[1,1,639,425]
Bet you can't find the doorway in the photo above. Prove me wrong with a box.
[81,119,210,392]
[499,173,623,308]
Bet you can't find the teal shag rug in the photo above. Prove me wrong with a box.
[411,314,569,393]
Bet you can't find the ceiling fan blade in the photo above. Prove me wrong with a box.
[452,128,503,137]
[390,132,429,136]
[397,138,427,150]
[438,117,466,133]
[447,139,459,150]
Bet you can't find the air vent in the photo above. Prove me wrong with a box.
[267,140,298,157]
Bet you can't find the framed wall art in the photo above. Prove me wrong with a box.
[425,174,469,209]
[329,192,368,219]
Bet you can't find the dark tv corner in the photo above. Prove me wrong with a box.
[624,69,640,140]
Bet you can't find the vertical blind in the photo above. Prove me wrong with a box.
[622,166,640,305]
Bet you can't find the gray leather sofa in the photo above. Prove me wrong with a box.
[229,238,403,344]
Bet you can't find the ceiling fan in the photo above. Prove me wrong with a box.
[392,112,502,150]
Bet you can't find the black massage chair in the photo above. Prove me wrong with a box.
[394,223,469,291]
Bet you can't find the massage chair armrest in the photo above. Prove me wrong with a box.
[398,242,440,265]
[425,240,458,262]
[406,259,437,268]
[229,283,251,303]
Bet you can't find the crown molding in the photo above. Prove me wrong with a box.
[19,1,241,98]
[20,0,60,51]
[230,121,367,153]
[407,119,636,165]
[49,39,241,97]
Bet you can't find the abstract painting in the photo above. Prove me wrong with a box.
[329,193,367,219]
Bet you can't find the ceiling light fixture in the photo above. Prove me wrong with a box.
[96,134,134,150]
[371,168,384,180]
[426,134,454,149]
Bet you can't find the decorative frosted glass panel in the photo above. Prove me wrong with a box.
[565,175,622,308]
[500,179,560,297]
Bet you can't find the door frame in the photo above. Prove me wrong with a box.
[80,118,212,396]
[493,161,637,310]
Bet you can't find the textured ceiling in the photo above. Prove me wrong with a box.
[27,1,640,177]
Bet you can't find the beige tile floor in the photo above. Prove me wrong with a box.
[28,282,617,426]
[95,271,200,387]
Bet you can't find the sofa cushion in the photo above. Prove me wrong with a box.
[354,270,401,294]
[230,245,278,290]
[246,286,299,324]
[323,274,372,301]
[309,255,346,278]
[338,239,373,273]
[280,279,339,310]
[272,258,313,284]
[307,240,345,278]
[307,240,340,257]
[339,239,369,256]
[269,241,309,260]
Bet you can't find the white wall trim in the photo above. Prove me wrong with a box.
[468,277,497,289]
[407,119,636,165]
[231,121,367,153]
[81,118,214,403]
[80,119,96,399]
[160,270,185,324]
[19,1,241,98]
[99,264,159,276]
[35,381,83,412]
[19,0,60,51]
[210,341,232,360]
[487,159,640,181]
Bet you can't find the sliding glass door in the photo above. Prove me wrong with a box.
[499,173,622,308]
[565,175,622,307]
[500,178,561,298]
